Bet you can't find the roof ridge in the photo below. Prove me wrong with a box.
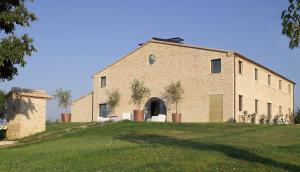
[91,38,295,84]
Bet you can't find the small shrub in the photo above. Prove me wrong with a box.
[130,79,151,110]
[273,114,280,124]
[294,108,300,124]
[294,114,300,124]
[250,113,256,124]
[240,111,256,124]
[106,90,121,116]
[53,88,72,113]
[0,129,6,140]
[265,114,271,124]
[0,90,6,119]
[163,81,184,114]
[259,115,265,124]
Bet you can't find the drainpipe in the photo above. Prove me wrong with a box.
[92,92,94,122]
[293,84,295,115]
[233,55,236,123]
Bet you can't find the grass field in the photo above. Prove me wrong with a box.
[0,121,299,171]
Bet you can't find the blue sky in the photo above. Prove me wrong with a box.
[0,0,299,120]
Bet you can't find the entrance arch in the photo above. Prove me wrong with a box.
[144,97,167,120]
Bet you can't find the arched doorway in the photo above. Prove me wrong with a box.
[144,97,167,120]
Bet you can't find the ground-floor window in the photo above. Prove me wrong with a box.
[239,95,243,111]
[267,103,272,116]
[279,106,282,115]
[99,104,108,118]
[255,99,258,114]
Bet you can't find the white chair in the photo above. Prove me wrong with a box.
[97,116,110,123]
[122,112,132,121]
[151,116,159,122]
[157,114,166,122]
[149,114,166,122]
[110,115,120,122]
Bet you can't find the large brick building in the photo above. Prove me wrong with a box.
[71,38,295,123]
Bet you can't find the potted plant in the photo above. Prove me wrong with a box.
[163,81,184,123]
[106,90,121,121]
[130,79,150,121]
[54,88,72,123]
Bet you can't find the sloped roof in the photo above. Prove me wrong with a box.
[72,92,93,103]
[92,38,295,84]
[6,87,52,99]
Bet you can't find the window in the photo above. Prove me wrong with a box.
[268,74,271,85]
[288,85,291,93]
[279,106,282,115]
[255,68,258,80]
[267,103,272,116]
[239,95,243,111]
[148,54,156,65]
[99,104,108,118]
[255,99,258,114]
[100,76,106,87]
[238,61,243,74]
[211,59,221,73]
[279,80,282,90]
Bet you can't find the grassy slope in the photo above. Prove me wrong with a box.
[0,121,299,172]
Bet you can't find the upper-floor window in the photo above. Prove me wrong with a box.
[279,80,282,90]
[288,84,291,93]
[255,68,258,80]
[268,74,271,85]
[211,59,221,73]
[238,61,243,74]
[101,76,106,87]
[239,95,243,111]
[148,54,156,65]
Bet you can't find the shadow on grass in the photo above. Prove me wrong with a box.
[116,134,300,171]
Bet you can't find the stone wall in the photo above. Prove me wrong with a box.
[71,92,93,122]
[73,39,294,123]
[6,89,51,139]
[235,55,294,122]
[92,41,234,122]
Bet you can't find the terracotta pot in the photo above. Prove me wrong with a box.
[172,113,182,123]
[61,113,71,123]
[133,110,144,121]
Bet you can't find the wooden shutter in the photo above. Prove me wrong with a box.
[209,94,223,122]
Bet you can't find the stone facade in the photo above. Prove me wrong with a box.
[6,88,52,139]
[71,92,93,122]
[71,39,295,123]
[235,55,294,122]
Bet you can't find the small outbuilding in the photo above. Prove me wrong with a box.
[6,88,52,139]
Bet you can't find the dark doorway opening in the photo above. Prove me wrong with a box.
[144,97,167,120]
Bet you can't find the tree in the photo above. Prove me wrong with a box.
[130,79,151,110]
[0,0,37,81]
[53,88,72,114]
[106,90,121,116]
[281,0,300,49]
[294,107,300,124]
[163,81,184,114]
[0,90,6,119]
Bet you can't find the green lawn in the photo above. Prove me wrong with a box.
[0,121,299,171]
